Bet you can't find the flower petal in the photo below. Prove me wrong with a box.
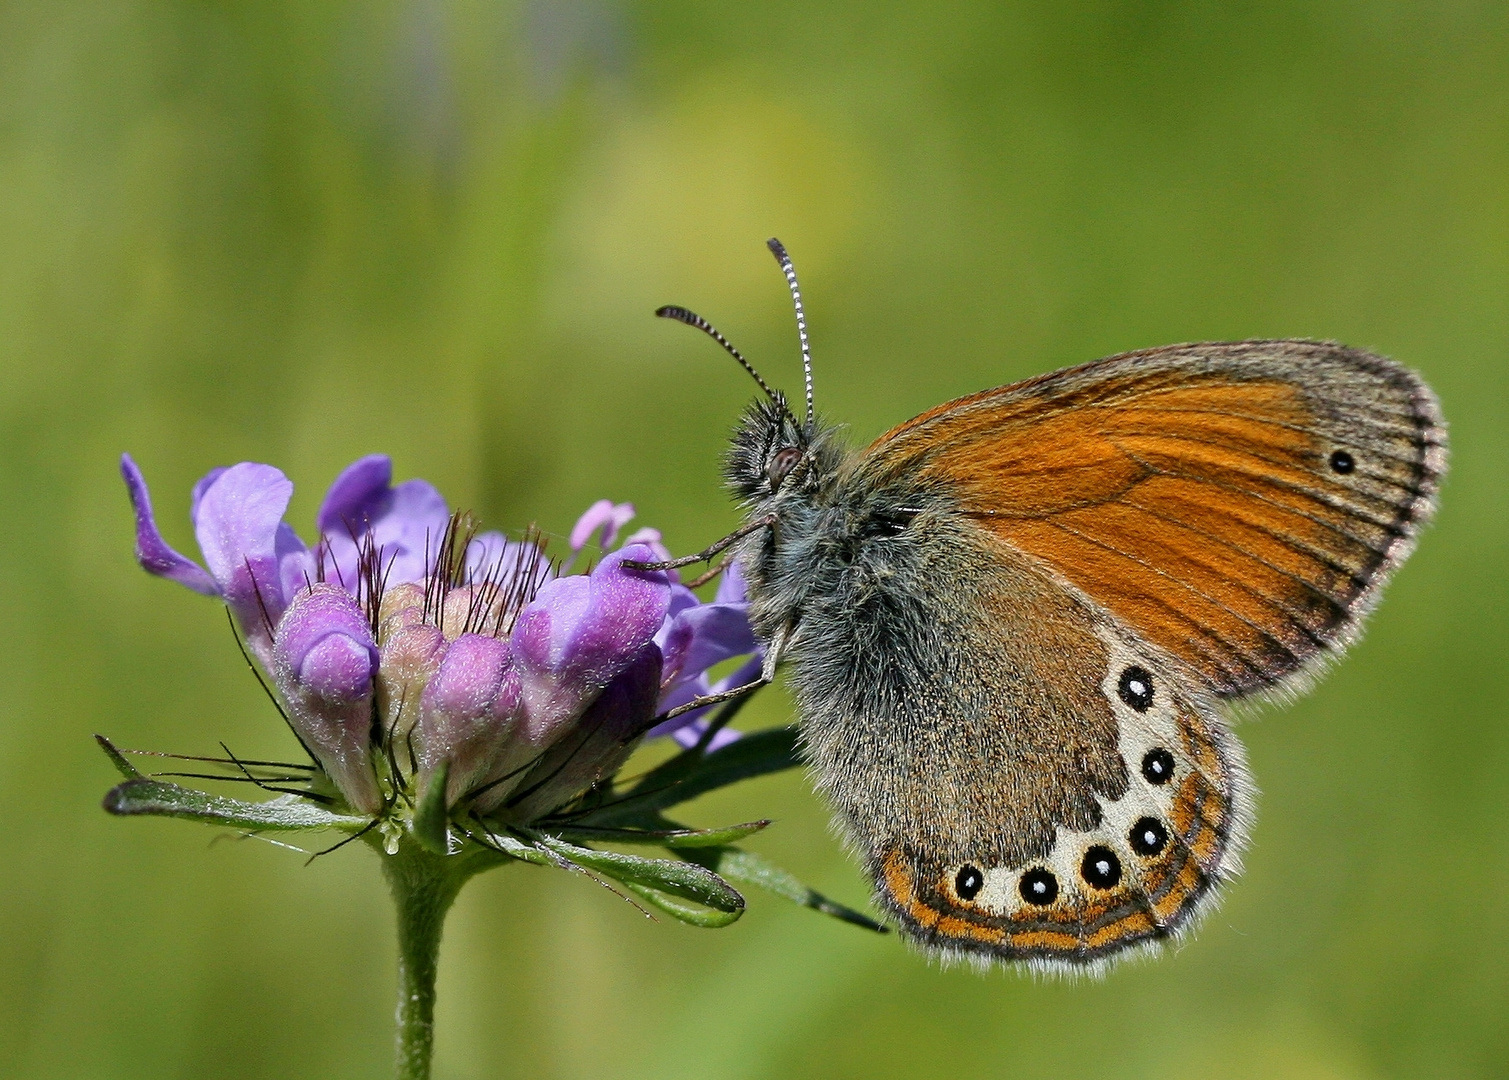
[650,653,761,741]
[415,633,522,807]
[658,599,758,686]
[317,455,450,589]
[120,454,218,596]
[315,454,393,535]
[715,557,750,605]
[569,499,636,552]
[621,526,674,564]
[670,717,742,752]
[192,462,305,651]
[465,530,555,600]
[271,584,382,814]
[501,642,662,822]
[512,544,670,744]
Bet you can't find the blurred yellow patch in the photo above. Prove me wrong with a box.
[547,77,874,348]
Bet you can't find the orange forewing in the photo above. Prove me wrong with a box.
[863,344,1441,696]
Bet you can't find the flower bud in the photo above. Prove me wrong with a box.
[377,582,427,640]
[500,642,661,824]
[271,584,382,814]
[511,544,669,748]
[376,622,446,745]
[438,585,478,642]
[413,634,522,809]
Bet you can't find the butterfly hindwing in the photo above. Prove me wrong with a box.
[786,513,1246,967]
[867,618,1247,968]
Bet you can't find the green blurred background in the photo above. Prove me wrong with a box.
[1,3,1505,1078]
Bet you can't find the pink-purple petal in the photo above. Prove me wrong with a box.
[315,454,393,534]
[120,455,219,596]
[318,456,450,588]
[192,462,305,642]
[569,499,636,552]
[270,584,382,814]
[511,544,669,744]
[503,642,662,822]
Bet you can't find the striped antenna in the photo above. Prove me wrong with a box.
[655,305,780,404]
[766,237,814,425]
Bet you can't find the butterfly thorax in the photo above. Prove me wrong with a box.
[726,398,942,654]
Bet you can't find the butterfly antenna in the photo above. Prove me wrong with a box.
[654,305,782,405]
[766,237,814,426]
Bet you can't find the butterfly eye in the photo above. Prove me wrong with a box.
[766,447,803,491]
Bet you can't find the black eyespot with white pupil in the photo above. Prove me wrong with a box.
[1019,868,1058,906]
[1329,449,1355,474]
[954,865,984,901]
[767,447,802,491]
[1081,846,1122,889]
[1141,747,1175,785]
[1130,817,1168,857]
[1117,666,1154,712]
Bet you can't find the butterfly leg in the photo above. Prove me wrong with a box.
[683,558,728,589]
[620,515,776,572]
[657,676,770,722]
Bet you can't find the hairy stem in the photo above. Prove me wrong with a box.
[377,837,500,1080]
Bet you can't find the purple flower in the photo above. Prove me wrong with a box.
[122,454,762,821]
[414,634,523,809]
[123,455,313,668]
[500,642,663,823]
[651,561,760,750]
[317,454,449,591]
[568,499,637,554]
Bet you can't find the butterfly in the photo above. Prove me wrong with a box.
[639,239,1447,969]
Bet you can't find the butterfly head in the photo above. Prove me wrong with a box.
[724,391,844,507]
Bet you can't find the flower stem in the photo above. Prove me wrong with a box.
[377,837,500,1080]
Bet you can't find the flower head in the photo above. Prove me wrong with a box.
[106,447,881,1080]
[119,453,761,825]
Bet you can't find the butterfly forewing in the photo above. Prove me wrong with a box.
[861,340,1446,697]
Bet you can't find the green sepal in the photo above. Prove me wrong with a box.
[95,734,143,779]
[464,823,553,866]
[531,834,744,915]
[582,726,802,825]
[412,760,450,855]
[622,882,745,928]
[685,846,887,933]
[103,777,369,833]
[553,819,770,849]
